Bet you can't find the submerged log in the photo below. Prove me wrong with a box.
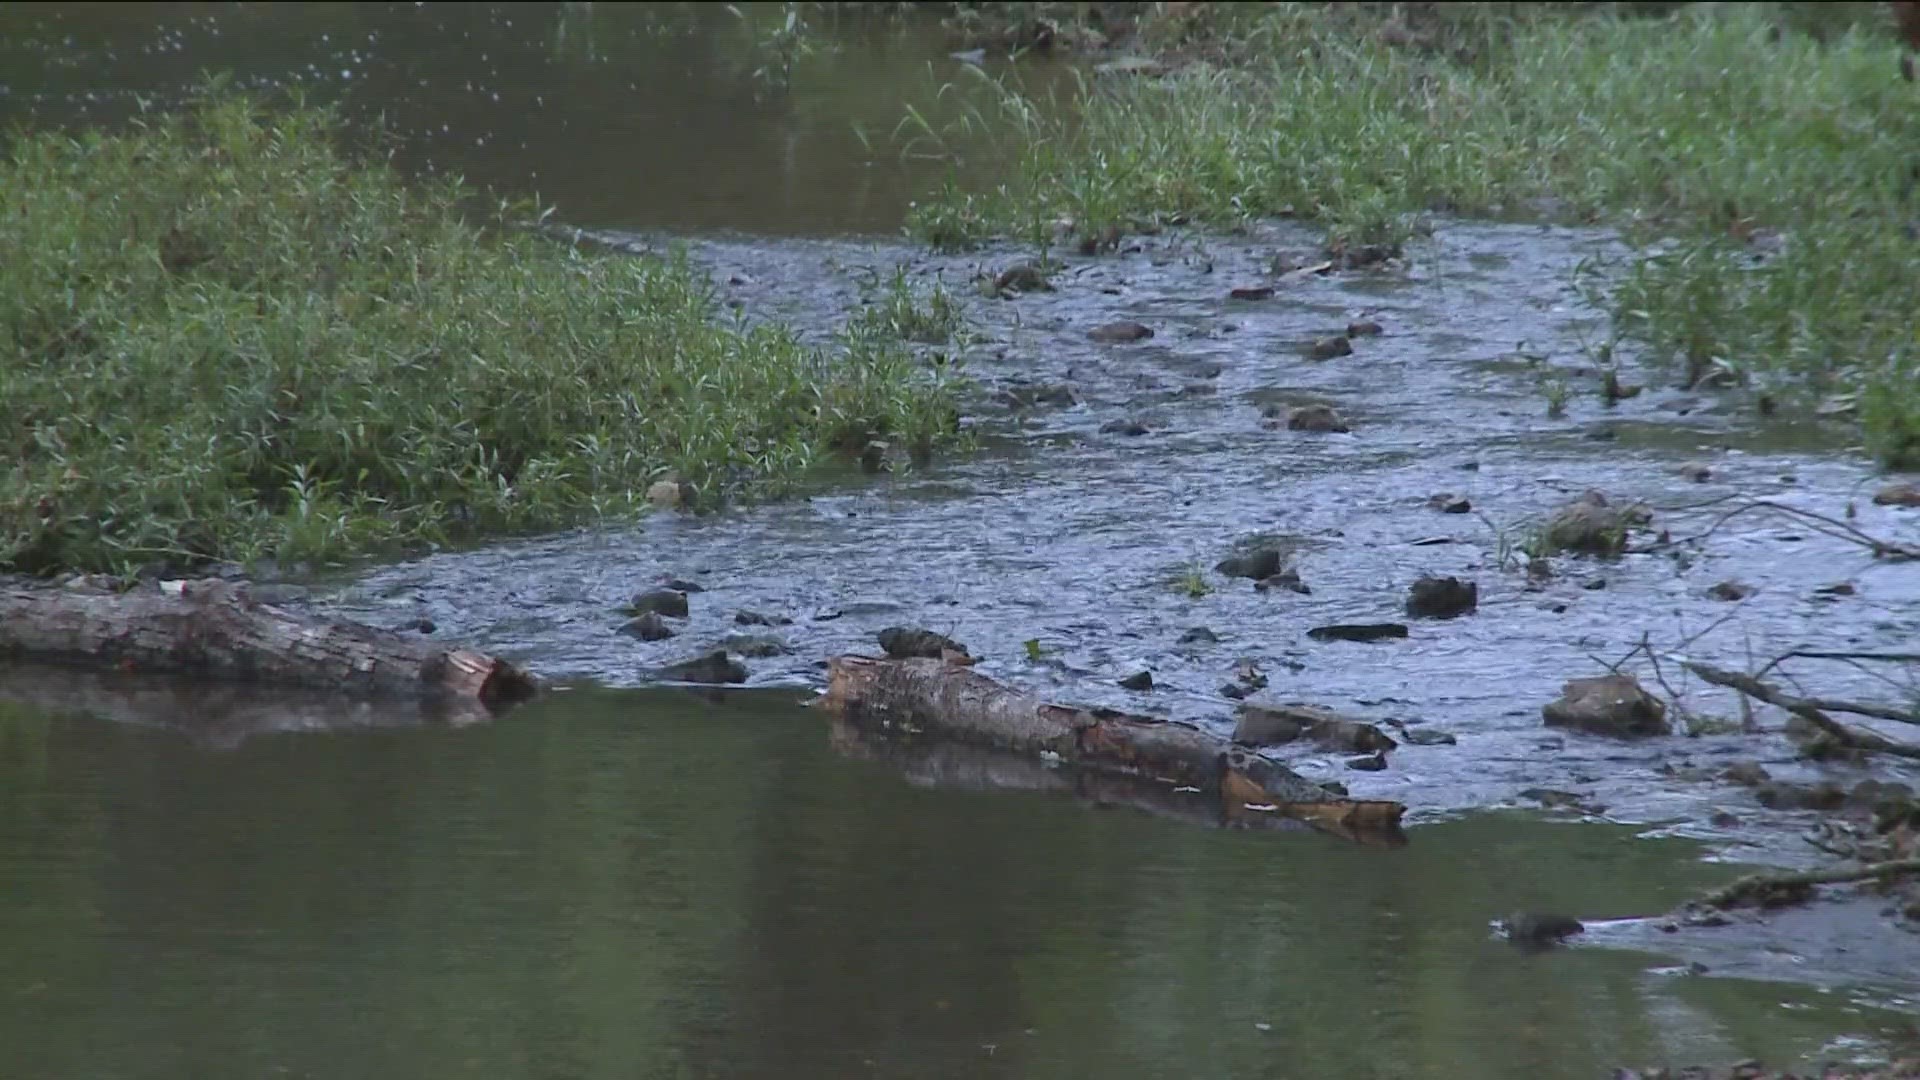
[0,577,540,710]
[0,660,499,750]
[821,655,1406,841]
[827,718,1406,847]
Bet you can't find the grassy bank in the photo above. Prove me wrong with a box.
[2,93,960,576]
[900,2,1920,466]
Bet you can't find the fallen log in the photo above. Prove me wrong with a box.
[1687,857,1920,913]
[0,577,540,711]
[827,718,1407,847]
[0,659,499,750]
[820,655,1406,841]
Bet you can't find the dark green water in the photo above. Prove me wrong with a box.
[0,688,1905,1080]
[0,1,1043,235]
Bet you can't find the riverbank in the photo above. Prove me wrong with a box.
[1,91,962,578]
[897,1,1920,467]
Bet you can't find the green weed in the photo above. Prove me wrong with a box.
[1,90,960,575]
[898,2,1920,463]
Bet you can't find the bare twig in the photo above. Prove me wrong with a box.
[1677,500,1920,560]
[1684,662,1920,761]
[1778,650,1920,665]
[1694,662,1919,726]
[1690,857,1920,911]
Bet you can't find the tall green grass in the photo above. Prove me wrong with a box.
[903,3,1920,465]
[1,93,960,575]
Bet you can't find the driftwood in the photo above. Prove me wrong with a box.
[820,655,1406,841]
[1683,858,1920,913]
[1685,661,1920,762]
[0,577,540,710]
[827,718,1407,846]
[0,659,499,749]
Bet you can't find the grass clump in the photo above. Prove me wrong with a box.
[1,92,960,576]
[848,265,970,345]
[902,2,1920,465]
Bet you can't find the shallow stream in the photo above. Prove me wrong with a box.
[3,5,1918,1076]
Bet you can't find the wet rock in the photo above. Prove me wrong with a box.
[1328,242,1399,270]
[1315,718,1398,753]
[878,626,968,660]
[660,577,706,593]
[1873,481,1920,507]
[1425,493,1471,514]
[1233,703,1311,746]
[1216,548,1284,581]
[1345,753,1388,771]
[625,588,689,619]
[1500,913,1585,951]
[1235,703,1396,753]
[647,479,692,509]
[1399,728,1458,746]
[1405,575,1477,620]
[1521,788,1590,811]
[1177,626,1220,645]
[723,634,790,658]
[1306,335,1353,361]
[1118,670,1155,691]
[1525,558,1554,589]
[1849,779,1914,809]
[1540,491,1650,557]
[1709,811,1743,829]
[995,382,1078,409]
[992,261,1053,296]
[1253,571,1311,595]
[1307,623,1408,643]
[734,609,793,626]
[1722,761,1772,787]
[1285,404,1350,433]
[1677,460,1714,483]
[1541,674,1670,737]
[1100,418,1151,437]
[619,612,676,641]
[1229,285,1275,301]
[1233,658,1269,691]
[1219,683,1250,700]
[1754,781,1847,811]
[656,649,748,684]
[1707,580,1755,602]
[1088,320,1153,343]
[1813,582,1855,598]
[1346,319,1384,337]
[1581,577,1607,591]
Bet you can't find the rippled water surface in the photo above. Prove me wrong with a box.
[5,687,1917,1080]
[4,4,1920,1075]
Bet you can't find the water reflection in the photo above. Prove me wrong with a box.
[0,687,1908,1079]
[0,1,1050,234]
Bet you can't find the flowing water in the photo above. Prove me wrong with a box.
[4,5,1920,1077]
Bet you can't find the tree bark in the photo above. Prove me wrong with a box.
[820,655,1406,841]
[0,577,540,710]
